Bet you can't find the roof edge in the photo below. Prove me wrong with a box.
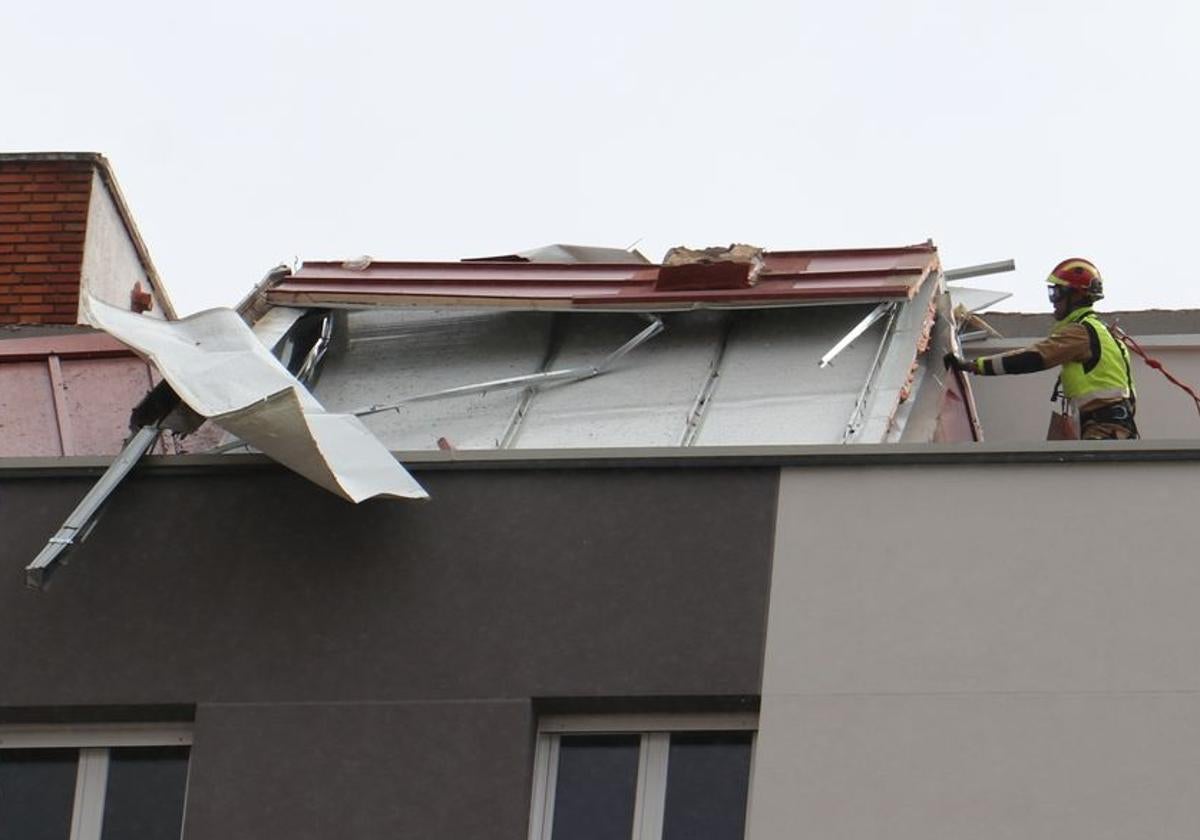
[0,152,108,163]
[3,439,1200,478]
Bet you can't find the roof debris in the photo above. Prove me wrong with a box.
[82,294,428,502]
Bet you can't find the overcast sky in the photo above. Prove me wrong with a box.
[6,1,1198,316]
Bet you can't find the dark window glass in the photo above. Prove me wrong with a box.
[99,746,189,840]
[551,735,639,840]
[0,748,78,840]
[662,732,752,840]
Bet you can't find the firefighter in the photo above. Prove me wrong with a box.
[945,258,1138,440]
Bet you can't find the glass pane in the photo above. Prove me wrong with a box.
[0,748,78,840]
[662,732,753,840]
[550,735,639,840]
[100,746,189,840]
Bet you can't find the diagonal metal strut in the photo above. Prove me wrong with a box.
[25,425,161,590]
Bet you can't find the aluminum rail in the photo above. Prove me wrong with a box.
[678,314,734,446]
[819,302,896,369]
[25,425,161,589]
[943,259,1016,282]
[499,315,563,449]
[839,304,901,442]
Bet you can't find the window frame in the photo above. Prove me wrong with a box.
[528,713,757,840]
[0,723,192,840]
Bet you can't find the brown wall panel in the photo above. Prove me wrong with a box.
[183,700,533,840]
[0,464,777,706]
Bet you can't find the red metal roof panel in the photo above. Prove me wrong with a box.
[268,243,939,311]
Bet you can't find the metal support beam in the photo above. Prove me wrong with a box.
[25,425,161,590]
[500,314,562,449]
[841,305,900,442]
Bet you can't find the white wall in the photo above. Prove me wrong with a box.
[78,171,167,321]
[749,461,1200,839]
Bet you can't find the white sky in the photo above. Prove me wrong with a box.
[6,0,1199,315]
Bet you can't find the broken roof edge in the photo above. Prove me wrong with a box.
[463,244,653,264]
[266,244,939,312]
[758,240,938,258]
[0,152,177,320]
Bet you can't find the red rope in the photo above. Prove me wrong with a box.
[1109,323,1200,417]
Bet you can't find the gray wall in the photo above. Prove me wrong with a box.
[749,460,1200,839]
[0,463,778,839]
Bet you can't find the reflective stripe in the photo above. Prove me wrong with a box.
[1070,388,1129,411]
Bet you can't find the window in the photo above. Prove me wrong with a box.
[528,713,756,840]
[0,724,190,840]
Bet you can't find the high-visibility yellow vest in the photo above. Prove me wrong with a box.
[1054,307,1134,407]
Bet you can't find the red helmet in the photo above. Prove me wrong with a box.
[1047,257,1103,300]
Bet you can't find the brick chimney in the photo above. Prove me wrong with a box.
[0,153,174,325]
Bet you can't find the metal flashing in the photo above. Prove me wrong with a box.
[3,439,1200,477]
[0,332,132,361]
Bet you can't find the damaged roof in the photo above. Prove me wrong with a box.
[26,239,980,586]
[285,241,974,450]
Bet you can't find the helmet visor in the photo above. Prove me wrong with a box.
[1047,283,1069,303]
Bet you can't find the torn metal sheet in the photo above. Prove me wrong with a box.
[465,244,653,264]
[251,306,308,351]
[82,295,427,501]
[950,286,1012,314]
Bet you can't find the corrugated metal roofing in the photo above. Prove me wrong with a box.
[269,243,939,312]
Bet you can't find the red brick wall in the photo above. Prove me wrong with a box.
[0,159,93,325]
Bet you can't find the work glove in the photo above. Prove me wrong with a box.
[943,352,973,373]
